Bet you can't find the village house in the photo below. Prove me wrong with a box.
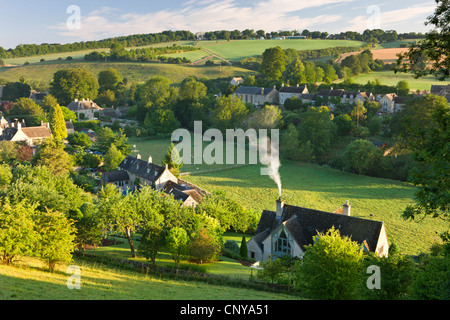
[0,117,52,147]
[230,77,244,86]
[378,93,397,113]
[430,84,450,102]
[29,90,48,105]
[278,84,309,105]
[67,98,103,121]
[102,154,208,207]
[233,86,279,106]
[247,198,389,262]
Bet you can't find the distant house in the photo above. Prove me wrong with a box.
[356,91,375,104]
[233,86,279,106]
[0,119,52,147]
[378,93,397,113]
[102,154,208,207]
[67,99,103,121]
[247,198,389,262]
[230,77,244,86]
[163,180,204,207]
[29,90,48,104]
[65,120,75,136]
[393,96,411,113]
[117,154,178,191]
[430,84,450,102]
[101,170,131,193]
[279,84,309,105]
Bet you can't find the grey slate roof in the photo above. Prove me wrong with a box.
[252,203,384,253]
[102,170,130,183]
[234,86,275,96]
[279,85,308,94]
[119,155,166,183]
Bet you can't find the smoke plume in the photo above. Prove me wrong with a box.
[259,134,282,197]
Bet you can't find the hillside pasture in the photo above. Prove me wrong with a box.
[0,60,257,87]
[196,39,367,61]
[125,137,447,256]
[351,70,450,91]
[182,161,448,256]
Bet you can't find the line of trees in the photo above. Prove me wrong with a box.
[84,43,199,63]
[0,28,427,60]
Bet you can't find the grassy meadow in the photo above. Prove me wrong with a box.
[0,60,256,87]
[351,70,450,91]
[126,137,448,257]
[0,257,296,300]
[195,39,367,61]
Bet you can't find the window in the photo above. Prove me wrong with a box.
[273,229,291,257]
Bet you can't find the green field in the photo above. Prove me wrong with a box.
[126,137,448,256]
[351,70,450,91]
[0,60,256,87]
[0,257,296,300]
[196,39,367,61]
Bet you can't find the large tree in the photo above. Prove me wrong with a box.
[50,68,99,106]
[212,95,249,131]
[294,227,365,299]
[261,46,287,80]
[403,104,449,222]
[395,0,450,80]
[98,67,123,92]
[98,184,141,258]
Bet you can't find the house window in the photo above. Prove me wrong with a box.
[273,229,291,257]
[250,251,255,259]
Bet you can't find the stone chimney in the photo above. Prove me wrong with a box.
[148,156,152,164]
[276,197,285,217]
[343,200,351,216]
[136,154,141,160]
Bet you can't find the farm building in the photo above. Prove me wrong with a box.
[67,99,103,121]
[233,86,279,106]
[279,84,309,105]
[247,198,389,262]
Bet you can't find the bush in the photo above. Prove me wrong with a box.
[224,240,240,255]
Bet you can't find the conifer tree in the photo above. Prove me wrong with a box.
[48,103,67,141]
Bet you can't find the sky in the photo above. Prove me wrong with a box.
[0,0,438,49]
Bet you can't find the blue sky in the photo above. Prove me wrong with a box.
[0,0,437,49]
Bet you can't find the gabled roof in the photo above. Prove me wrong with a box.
[119,155,167,183]
[21,126,51,139]
[67,99,102,111]
[279,85,308,94]
[102,170,130,183]
[252,203,385,253]
[234,86,276,96]
[317,88,345,97]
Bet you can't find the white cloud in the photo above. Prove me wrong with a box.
[343,4,436,33]
[50,0,352,40]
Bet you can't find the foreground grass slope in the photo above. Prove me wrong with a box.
[0,257,297,300]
